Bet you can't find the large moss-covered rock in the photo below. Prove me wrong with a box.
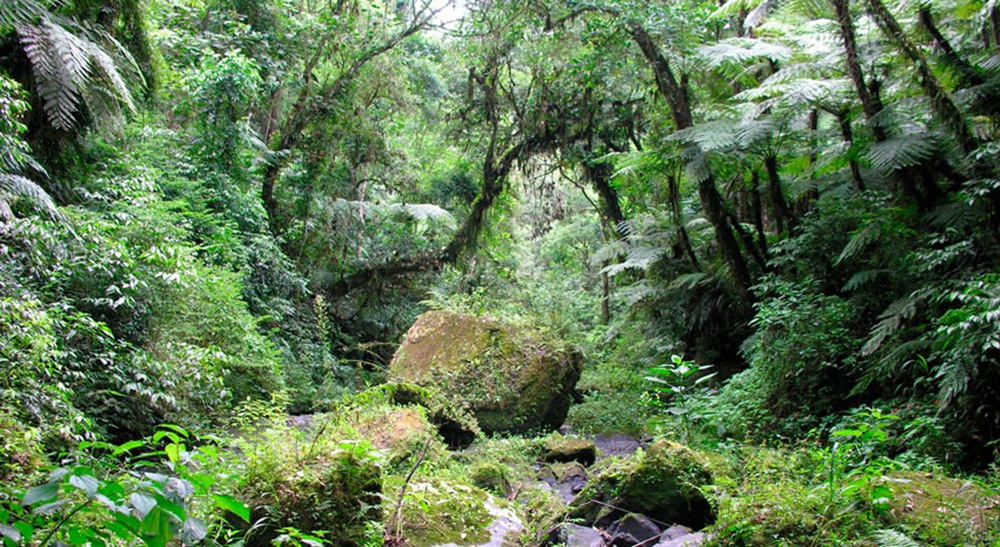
[388,310,582,435]
[243,448,382,547]
[567,441,715,530]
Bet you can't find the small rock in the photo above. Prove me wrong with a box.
[548,523,604,547]
[659,525,693,542]
[656,532,705,547]
[593,434,641,458]
[543,434,598,466]
[551,463,588,504]
[607,513,662,547]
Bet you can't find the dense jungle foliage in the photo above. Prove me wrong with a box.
[2,0,1000,545]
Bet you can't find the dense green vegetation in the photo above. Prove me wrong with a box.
[2,0,1000,545]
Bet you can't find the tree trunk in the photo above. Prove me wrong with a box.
[865,0,977,155]
[832,0,886,140]
[626,22,753,300]
[764,154,794,233]
[835,111,867,192]
[919,7,984,87]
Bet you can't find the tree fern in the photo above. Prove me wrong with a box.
[697,39,792,69]
[0,73,59,222]
[0,173,60,221]
[8,0,139,132]
[865,131,939,173]
[863,294,920,356]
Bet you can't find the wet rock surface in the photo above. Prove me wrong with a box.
[606,513,661,547]
[388,310,582,435]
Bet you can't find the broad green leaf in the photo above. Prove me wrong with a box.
[179,517,207,546]
[130,493,157,518]
[139,506,173,547]
[69,474,100,498]
[67,525,92,546]
[32,500,69,515]
[164,444,180,464]
[213,494,250,522]
[11,522,32,542]
[0,524,21,543]
[153,493,186,522]
[22,483,59,506]
[113,440,146,456]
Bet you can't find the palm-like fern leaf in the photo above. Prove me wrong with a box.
[871,529,922,547]
[863,295,919,356]
[12,2,138,132]
[669,121,739,152]
[865,131,939,173]
[698,39,792,69]
[0,173,60,221]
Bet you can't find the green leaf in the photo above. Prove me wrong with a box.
[152,494,186,522]
[32,500,69,515]
[213,494,250,522]
[157,424,189,438]
[179,517,207,546]
[11,523,32,543]
[22,483,59,506]
[139,507,174,547]
[69,474,100,498]
[130,493,157,518]
[67,525,92,546]
[113,440,146,456]
[164,444,180,464]
[0,524,21,543]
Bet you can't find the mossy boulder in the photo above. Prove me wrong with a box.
[389,477,494,547]
[567,441,715,530]
[388,310,582,435]
[351,405,447,470]
[243,448,382,547]
[542,433,598,466]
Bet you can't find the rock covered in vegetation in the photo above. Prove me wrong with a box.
[567,440,715,530]
[389,477,521,547]
[242,448,382,547]
[388,310,582,435]
[542,433,598,465]
[607,513,662,547]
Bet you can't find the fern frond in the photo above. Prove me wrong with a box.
[16,15,137,132]
[711,0,765,21]
[603,244,667,277]
[619,280,665,306]
[836,221,881,265]
[0,173,61,221]
[863,296,919,356]
[745,0,778,29]
[780,0,830,18]
[669,121,738,152]
[698,39,792,69]
[866,131,939,173]
[843,269,888,292]
[0,0,48,33]
[871,529,922,547]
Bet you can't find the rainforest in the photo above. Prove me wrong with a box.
[1,0,999,546]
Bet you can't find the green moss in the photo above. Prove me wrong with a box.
[568,441,715,530]
[243,448,382,547]
[883,471,1000,545]
[541,433,597,465]
[389,311,582,435]
[387,476,493,547]
[471,461,511,496]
